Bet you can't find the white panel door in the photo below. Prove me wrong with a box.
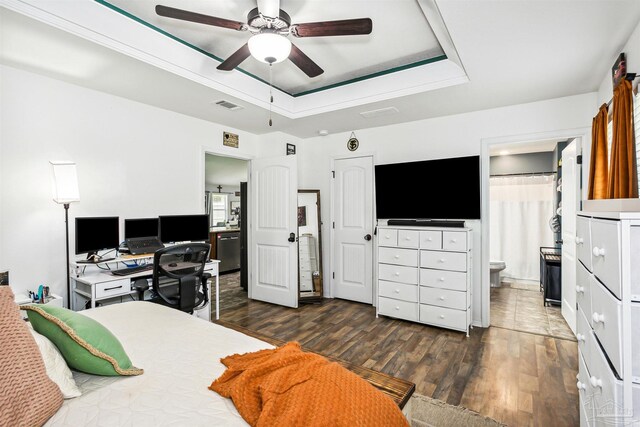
[561,139,578,334]
[333,156,374,304]
[250,155,298,308]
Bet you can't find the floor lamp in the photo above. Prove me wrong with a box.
[50,161,80,309]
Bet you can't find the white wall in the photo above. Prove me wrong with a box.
[0,65,266,304]
[299,92,597,325]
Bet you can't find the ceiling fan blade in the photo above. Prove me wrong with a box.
[292,18,372,37]
[155,5,245,31]
[289,44,323,78]
[256,0,280,18]
[217,43,251,71]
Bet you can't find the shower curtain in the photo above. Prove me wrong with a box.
[490,174,555,283]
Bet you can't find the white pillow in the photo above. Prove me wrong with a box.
[29,327,82,399]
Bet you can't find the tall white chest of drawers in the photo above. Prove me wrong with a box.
[376,225,472,336]
[576,211,640,426]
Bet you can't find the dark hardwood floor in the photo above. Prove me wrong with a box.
[214,276,579,426]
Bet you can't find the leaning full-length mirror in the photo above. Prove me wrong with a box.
[297,190,323,303]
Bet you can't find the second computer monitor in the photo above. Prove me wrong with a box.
[159,214,209,243]
[124,218,159,239]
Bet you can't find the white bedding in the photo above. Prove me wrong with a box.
[46,302,274,426]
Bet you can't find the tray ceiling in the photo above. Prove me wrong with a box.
[97,0,446,96]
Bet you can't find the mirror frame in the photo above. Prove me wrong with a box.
[298,189,323,303]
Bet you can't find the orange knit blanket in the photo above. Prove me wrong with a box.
[210,342,408,427]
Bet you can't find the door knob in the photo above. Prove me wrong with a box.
[288,233,296,243]
[364,234,372,241]
[592,312,605,324]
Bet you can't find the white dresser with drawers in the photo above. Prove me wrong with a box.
[376,225,472,336]
[576,211,640,426]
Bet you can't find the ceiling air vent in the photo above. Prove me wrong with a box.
[359,106,399,119]
[213,100,244,111]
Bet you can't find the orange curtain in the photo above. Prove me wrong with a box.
[588,104,609,199]
[608,79,639,198]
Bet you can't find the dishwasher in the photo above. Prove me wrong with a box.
[217,232,241,274]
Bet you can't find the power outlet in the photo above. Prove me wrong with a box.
[0,271,9,286]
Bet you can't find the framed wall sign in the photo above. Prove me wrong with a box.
[347,131,359,152]
[297,206,307,226]
[223,131,239,148]
[612,53,626,88]
[287,143,296,155]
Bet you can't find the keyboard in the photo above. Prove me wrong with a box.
[111,264,154,276]
[126,237,164,255]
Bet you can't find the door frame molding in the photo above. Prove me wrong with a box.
[480,127,590,328]
[329,153,377,301]
[200,148,254,297]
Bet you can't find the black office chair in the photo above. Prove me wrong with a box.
[150,243,211,314]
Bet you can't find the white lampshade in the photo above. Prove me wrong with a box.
[50,161,80,204]
[248,33,291,64]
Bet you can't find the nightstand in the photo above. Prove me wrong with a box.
[14,293,63,318]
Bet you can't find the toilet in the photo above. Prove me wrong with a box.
[490,260,507,287]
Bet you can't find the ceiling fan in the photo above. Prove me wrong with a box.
[155,0,373,78]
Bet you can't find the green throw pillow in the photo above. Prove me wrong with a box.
[24,305,143,376]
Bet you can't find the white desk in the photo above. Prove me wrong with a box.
[69,255,220,320]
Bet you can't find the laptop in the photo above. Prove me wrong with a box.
[125,237,164,255]
[124,218,164,255]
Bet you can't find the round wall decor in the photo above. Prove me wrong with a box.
[347,132,359,151]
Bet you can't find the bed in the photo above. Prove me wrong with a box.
[44,302,414,426]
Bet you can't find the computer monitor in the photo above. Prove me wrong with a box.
[75,217,119,259]
[159,214,209,243]
[124,218,159,239]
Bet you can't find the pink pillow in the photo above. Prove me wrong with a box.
[0,286,63,426]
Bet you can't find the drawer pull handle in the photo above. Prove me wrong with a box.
[394,289,400,294]
[439,296,445,301]
[589,376,602,388]
[405,236,411,241]
[104,285,123,291]
[385,235,390,239]
[576,237,584,244]
[576,381,586,391]
[439,258,446,263]
[427,237,432,242]
[395,306,400,311]
[439,315,445,319]
[576,333,585,342]
[450,239,456,243]
[394,255,400,259]
[592,247,606,257]
[592,312,605,324]
[395,272,401,276]
[576,286,585,293]
[439,277,445,282]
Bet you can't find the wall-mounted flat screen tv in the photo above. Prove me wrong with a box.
[375,155,481,220]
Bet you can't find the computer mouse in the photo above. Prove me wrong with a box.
[169,262,178,267]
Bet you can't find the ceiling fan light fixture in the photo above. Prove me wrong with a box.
[248,33,291,64]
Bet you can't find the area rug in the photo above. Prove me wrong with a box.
[409,394,505,427]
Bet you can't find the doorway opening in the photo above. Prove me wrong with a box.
[486,138,579,339]
[205,154,249,318]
